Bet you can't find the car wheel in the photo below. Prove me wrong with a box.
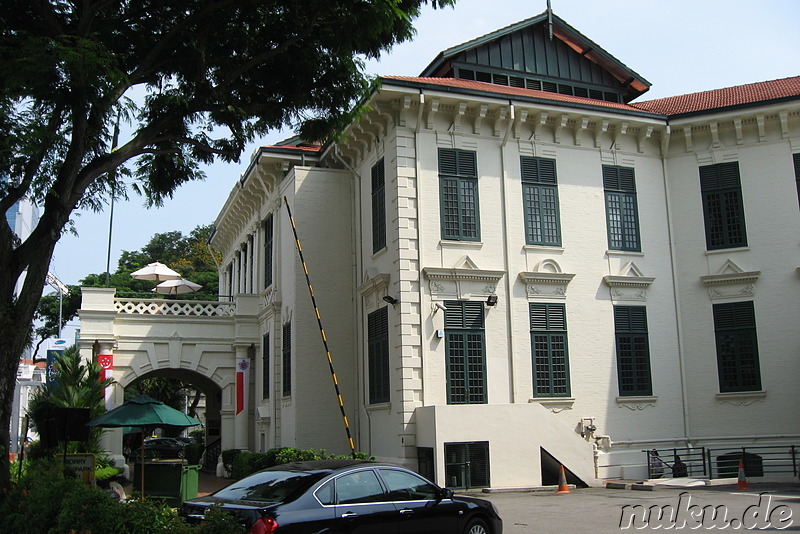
[177,449,185,459]
[464,518,490,534]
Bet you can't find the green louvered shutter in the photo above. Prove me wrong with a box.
[713,301,761,392]
[614,306,651,396]
[699,162,747,250]
[444,301,486,404]
[530,303,570,397]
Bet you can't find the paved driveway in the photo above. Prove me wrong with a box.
[470,483,800,533]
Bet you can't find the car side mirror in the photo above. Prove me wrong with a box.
[439,487,454,500]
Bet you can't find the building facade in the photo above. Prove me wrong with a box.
[81,12,800,487]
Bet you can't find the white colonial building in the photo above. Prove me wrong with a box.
[81,11,800,487]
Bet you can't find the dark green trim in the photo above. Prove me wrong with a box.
[614,306,652,397]
[371,159,386,253]
[439,148,481,242]
[530,303,570,398]
[367,307,390,404]
[713,301,761,393]
[444,301,487,405]
[699,162,747,250]
[262,332,270,400]
[603,165,640,252]
[282,321,291,397]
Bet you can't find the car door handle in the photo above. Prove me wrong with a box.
[341,512,358,519]
[399,509,414,516]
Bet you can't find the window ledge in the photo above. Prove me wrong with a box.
[616,396,657,410]
[523,245,565,253]
[715,391,766,405]
[366,402,391,412]
[439,240,483,248]
[371,247,387,260]
[705,247,750,256]
[606,250,644,257]
[529,397,574,413]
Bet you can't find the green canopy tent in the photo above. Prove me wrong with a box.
[87,395,201,496]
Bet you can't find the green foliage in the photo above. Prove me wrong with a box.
[0,459,244,533]
[26,345,112,456]
[184,443,205,466]
[227,447,375,479]
[33,224,220,354]
[95,465,123,482]
[221,449,242,475]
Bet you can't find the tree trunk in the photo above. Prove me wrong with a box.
[0,306,31,496]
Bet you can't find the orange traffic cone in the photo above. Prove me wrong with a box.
[556,465,570,494]
[737,460,748,490]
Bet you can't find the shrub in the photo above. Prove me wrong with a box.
[185,442,206,466]
[220,449,242,475]
[228,448,375,479]
[0,458,244,533]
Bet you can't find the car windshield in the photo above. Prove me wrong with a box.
[214,471,326,503]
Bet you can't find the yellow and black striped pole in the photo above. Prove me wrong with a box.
[283,196,356,457]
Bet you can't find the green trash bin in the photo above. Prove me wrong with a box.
[132,460,199,506]
[181,464,199,503]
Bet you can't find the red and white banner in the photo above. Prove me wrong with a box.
[236,358,249,415]
[97,353,113,409]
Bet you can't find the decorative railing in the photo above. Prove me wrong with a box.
[115,297,236,317]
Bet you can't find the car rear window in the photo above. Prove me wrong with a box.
[214,471,326,503]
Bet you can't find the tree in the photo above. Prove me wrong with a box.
[26,345,112,457]
[32,224,219,354]
[0,0,457,494]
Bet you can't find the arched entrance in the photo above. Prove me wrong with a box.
[123,369,223,469]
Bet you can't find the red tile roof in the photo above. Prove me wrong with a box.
[631,76,800,116]
[381,76,646,113]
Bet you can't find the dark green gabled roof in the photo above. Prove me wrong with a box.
[420,11,651,103]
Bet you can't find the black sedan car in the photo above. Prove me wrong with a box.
[139,437,186,459]
[181,459,502,534]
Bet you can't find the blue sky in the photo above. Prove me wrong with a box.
[49,0,800,295]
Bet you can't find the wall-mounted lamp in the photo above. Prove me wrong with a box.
[382,295,399,305]
[486,295,498,307]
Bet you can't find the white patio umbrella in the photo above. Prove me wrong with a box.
[130,262,182,281]
[152,279,202,294]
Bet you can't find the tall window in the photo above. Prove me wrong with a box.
[264,214,273,288]
[367,307,390,404]
[521,157,561,246]
[713,301,761,392]
[439,148,479,241]
[282,321,291,397]
[444,301,486,404]
[700,162,747,250]
[262,332,270,400]
[371,159,386,253]
[530,303,570,397]
[793,153,800,210]
[603,165,640,251]
[614,306,652,396]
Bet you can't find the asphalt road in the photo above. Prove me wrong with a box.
[468,482,800,533]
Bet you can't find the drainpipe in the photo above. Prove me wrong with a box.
[660,123,691,445]
[500,103,517,402]
[334,146,367,454]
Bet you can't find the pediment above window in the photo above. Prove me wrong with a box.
[358,269,391,309]
[603,261,654,302]
[519,259,575,300]
[423,256,505,300]
[700,259,759,300]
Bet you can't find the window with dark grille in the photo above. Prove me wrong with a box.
[793,153,800,210]
[444,301,486,404]
[444,442,490,489]
[417,447,434,482]
[439,149,480,241]
[614,306,652,396]
[264,214,273,288]
[530,303,570,397]
[282,321,291,397]
[603,166,640,251]
[367,307,390,404]
[521,156,561,246]
[700,162,747,250]
[371,159,386,253]
[713,301,761,392]
[262,332,270,400]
